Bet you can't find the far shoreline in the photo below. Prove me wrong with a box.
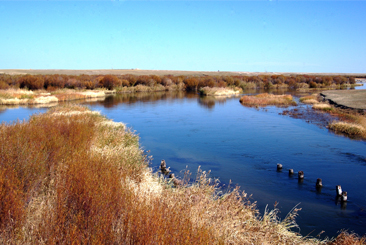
[1,69,366,77]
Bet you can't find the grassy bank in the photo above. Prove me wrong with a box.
[300,95,366,139]
[199,86,241,96]
[0,105,364,244]
[0,88,114,105]
[240,93,297,107]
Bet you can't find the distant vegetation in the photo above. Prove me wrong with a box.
[0,73,357,92]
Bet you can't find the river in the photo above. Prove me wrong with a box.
[1,90,365,239]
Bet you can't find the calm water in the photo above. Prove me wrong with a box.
[1,91,365,238]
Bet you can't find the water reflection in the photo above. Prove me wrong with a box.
[87,91,187,108]
[198,96,231,110]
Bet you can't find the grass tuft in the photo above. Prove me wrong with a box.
[299,94,321,104]
[240,93,297,107]
[328,121,365,137]
[330,231,366,245]
[199,86,241,96]
[313,103,333,111]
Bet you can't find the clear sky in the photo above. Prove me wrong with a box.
[1,1,365,73]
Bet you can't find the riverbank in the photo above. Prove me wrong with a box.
[300,94,366,139]
[199,86,241,96]
[240,93,297,107]
[3,105,363,244]
[0,88,114,105]
[320,90,366,111]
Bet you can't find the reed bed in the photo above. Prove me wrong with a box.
[0,105,364,244]
[298,94,366,139]
[313,103,333,111]
[328,121,365,137]
[240,93,297,107]
[0,73,358,93]
[0,89,111,105]
[199,86,241,96]
[300,94,320,104]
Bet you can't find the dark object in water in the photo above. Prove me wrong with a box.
[341,191,348,202]
[160,159,171,175]
[277,163,283,171]
[316,178,323,188]
[298,171,304,179]
[336,185,342,196]
[289,169,294,175]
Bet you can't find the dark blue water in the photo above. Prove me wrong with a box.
[1,92,365,239]
[0,106,48,123]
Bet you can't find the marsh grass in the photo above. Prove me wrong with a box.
[316,105,366,138]
[0,89,110,105]
[313,103,333,111]
[298,94,366,139]
[115,84,180,93]
[330,232,366,245]
[199,86,241,96]
[0,105,364,244]
[328,121,365,137]
[240,93,297,107]
[300,94,320,104]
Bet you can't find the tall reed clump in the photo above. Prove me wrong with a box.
[199,86,240,96]
[1,105,364,244]
[240,93,297,107]
[300,94,320,104]
[328,121,365,138]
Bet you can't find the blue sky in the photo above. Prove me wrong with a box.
[1,1,365,73]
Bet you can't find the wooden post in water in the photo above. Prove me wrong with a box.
[336,185,342,196]
[341,191,348,202]
[298,171,304,179]
[289,169,294,175]
[277,163,283,171]
[316,178,323,188]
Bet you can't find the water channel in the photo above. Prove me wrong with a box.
[1,89,365,239]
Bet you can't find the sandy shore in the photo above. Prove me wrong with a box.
[321,90,366,110]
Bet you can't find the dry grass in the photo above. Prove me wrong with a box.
[328,121,365,137]
[0,88,111,105]
[330,232,366,245]
[1,105,364,244]
[115,84,184,93]
[199,86,241,96]
[240,93,297,107]
[298,94,366,139]
[300,94,320,104]
[313,103,333,111]
[321,107,366,139]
